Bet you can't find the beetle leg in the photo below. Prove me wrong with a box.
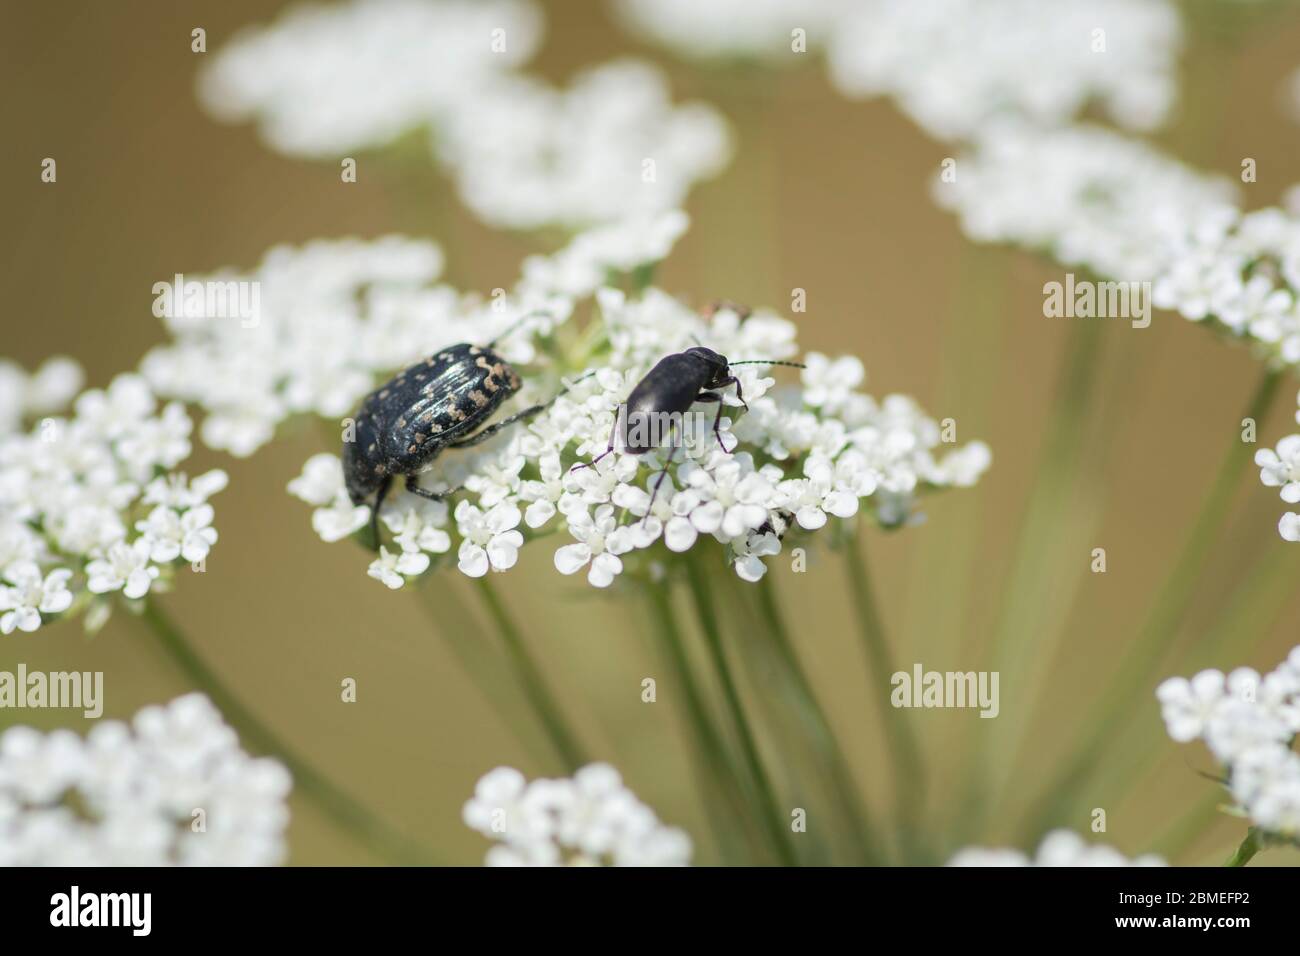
[694,391,736,455]
[448,402,548,449]
[406,477,459,501]
[570,434,616,473]
[368,476,392,552]
[644,425,680,525]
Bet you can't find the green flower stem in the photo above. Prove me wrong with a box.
[908,243,1008,669]
[137,600,436,865]
[414,575,562,772]
[750,575,883,865]
[641,577,759,864]
[843,530,929,863]
[1224,828,1262,867]
[471,576,587,773]
[1148,790,1224,862]
[1020,367,1283,842]
[956,316,1105,840]
[683,556,800,866]
[1078,542,1300,826]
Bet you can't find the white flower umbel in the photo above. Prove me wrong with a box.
[948,829,1166,867]
[462,763,692,866]
[826,0,1181,139]
[198,0,543,157]
[199,2,728,231]
[610,0,849,62]
[1157,648,1300,841]
[0,373,227,633]
[0,356,83,437]
[935,122,1237,286]
[433,60,730,230]
[0,693,291,866]
[274,214,989,588]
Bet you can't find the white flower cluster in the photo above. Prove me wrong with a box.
[934,122,1237,285]
[1255,405,1300,541]
[198,0,730,230]
[0,693,290,866]
[0,356,83,437]
[610,0,849,62]
[432,59,730,230]
[611,0,1180,137]
[462,763,691,866]
[0,373,226,634]
[948,829,1166,867]
[274,215,988,589]
[825,0,1180,139]
[1157,648,1300,839]
[198,0,542,157]
[141,236,459,457]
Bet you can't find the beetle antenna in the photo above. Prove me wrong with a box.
[728,359,807,369]
[486,309,553,349]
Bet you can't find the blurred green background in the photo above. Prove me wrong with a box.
[4,0,1300,865]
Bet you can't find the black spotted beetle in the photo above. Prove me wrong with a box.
[575,317,804,518]
[344,318,558,545]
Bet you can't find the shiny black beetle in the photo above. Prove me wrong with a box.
[577,338,804,517]
[344,327,545,544]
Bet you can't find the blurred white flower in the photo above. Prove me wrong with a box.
[199,2,727,231]
[0,356,83,436]
[1158,647,1300,839]
[826,0,1180,139]
[198,0,543,156]
[463,762,692,866]
[949,829,1166,867]
[0,694,290,866]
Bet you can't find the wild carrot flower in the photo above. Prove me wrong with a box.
[0,374,226,634]
[1157,648,1300,841]
[462,763,692,866]
[825,0,1181,138]
[264,214,988,589]
[0,694,290,866]
[198,1,729,230]
[948,830,1166,867]
[0,356,83,436]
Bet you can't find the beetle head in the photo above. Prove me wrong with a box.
[682,346,730,373]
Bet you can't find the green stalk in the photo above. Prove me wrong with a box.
[751,575,883,864]
[684,556,799,865]
[137,600,436,865]
[1224,828,1262,867]
[957,317,1105,839]
[471,576,587,773]
[641,577,759,863]
[1019,368,1283,841]
[1148,790,1223,861]
[908,243,1007,668]
[414,575,562,772]
[843,530,929,863]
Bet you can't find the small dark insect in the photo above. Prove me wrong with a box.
[575,341,804,520]
[344,317,552,545]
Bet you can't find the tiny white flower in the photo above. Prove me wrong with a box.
[85,540,160,601]
[367,546,429,590]
[554,505,634,588]
[455,501,524,577]
[0,564,74,634]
